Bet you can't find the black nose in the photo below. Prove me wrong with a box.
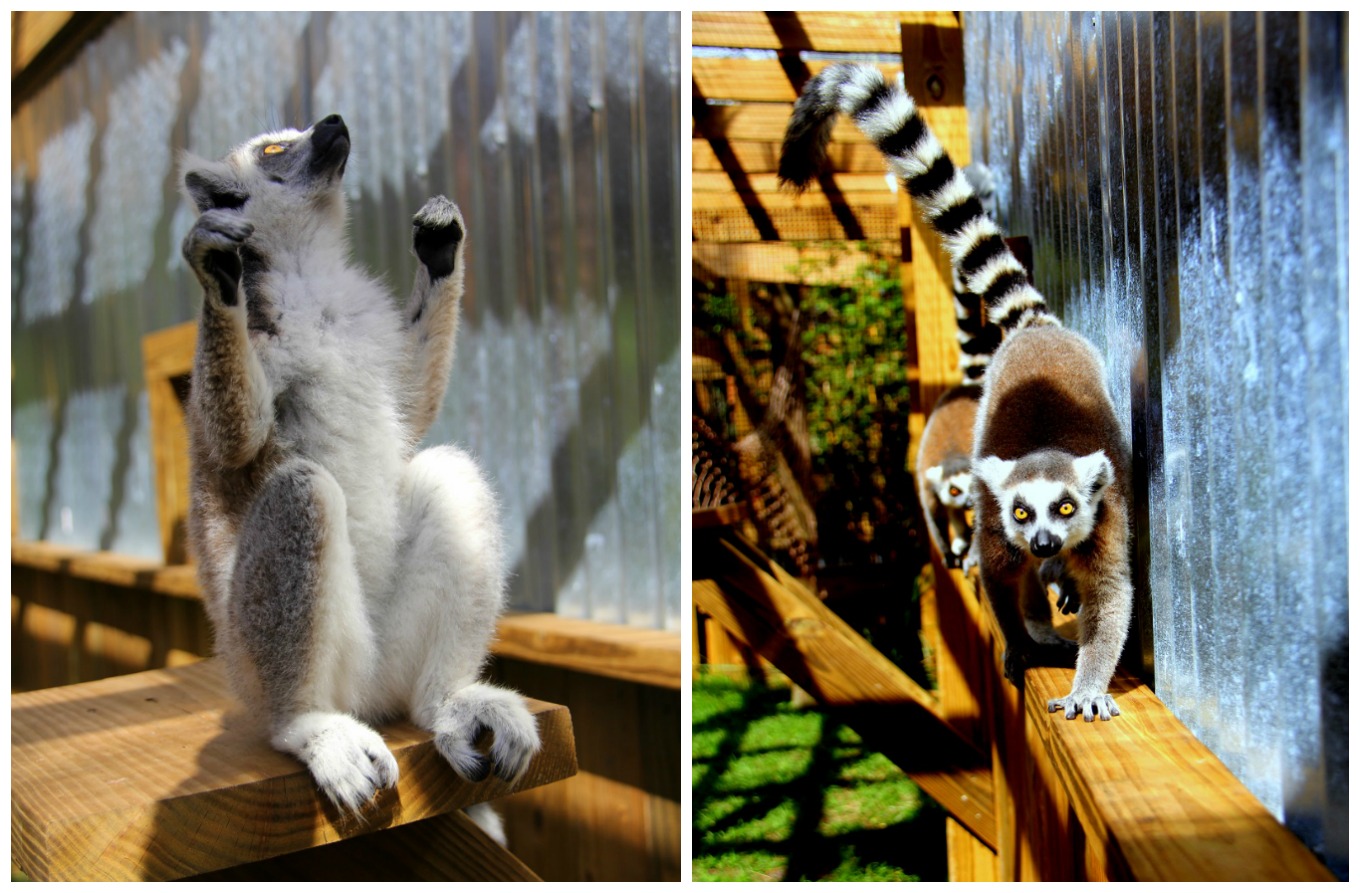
[1030,531,1062,558]
[309,114,350,174]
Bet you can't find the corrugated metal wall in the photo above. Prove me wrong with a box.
[964,11,1347,877]
[10,11,681,629]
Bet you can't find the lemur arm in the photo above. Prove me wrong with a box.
[183,209,274,469]
[403,196,467,444]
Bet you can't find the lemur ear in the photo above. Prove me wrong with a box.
[924,465,944,487]
[972,456,1015,496]
[1072,450,1114,498]
[184,168,247,213]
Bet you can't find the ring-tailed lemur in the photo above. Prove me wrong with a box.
[916,383,980,568]
[781,65,1132,722]
[180,114,542,820]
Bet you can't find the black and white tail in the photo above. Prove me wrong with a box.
[779,63,1057,335]
[952,269,1002,383]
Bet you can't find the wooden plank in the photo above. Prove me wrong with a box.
[189,811,541,881]
[11,12,73,74]
[11,540,201,599]
[143,322,197,565]
[694,57,902,104]
[693,11,958,53]
[489,659,680,881]
[493,612,680,690]
[946,815,999,881]
[1023,667,1335,882]
[10,660,577,881]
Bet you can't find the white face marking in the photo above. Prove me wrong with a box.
[997,476,1101,557]
[937,471,973,509]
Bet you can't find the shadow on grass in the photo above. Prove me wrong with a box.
[693,674,947,882]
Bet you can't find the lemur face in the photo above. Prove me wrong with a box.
[925,465,973,510]
[183,115,350,216]
[974,450,1112,559]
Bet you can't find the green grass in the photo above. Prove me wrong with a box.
[693,673,946,882]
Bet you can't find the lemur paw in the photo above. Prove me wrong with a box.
[274,713,400,813]
[431,683,542,785]
[1048,691,1120,722]
[412,196,464,280]
[182,209,254,304]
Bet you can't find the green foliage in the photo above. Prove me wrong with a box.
[692,673,945,882]
[792,246,917,566]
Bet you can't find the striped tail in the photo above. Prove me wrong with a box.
[952,270,1002,382]
[779,63,1057,335]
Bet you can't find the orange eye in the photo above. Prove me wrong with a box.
[1058,501,1076,516]
[948,487,961,497]
[263,144,286,155]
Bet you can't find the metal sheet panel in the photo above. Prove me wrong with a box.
[10,11,681,629]
[965,11,1347,877]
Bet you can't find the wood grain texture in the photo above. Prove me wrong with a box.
[11,660,577,881]
[692,11,958,53]
[694,58,902,104]
[189,810,541,881]
[143,322,197,565]
[1023,666,1334,881]
[946,815,998,881]
[494,612,679,690]
[488,659,681,881]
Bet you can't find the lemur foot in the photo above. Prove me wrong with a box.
[1048,690,1120,722]
[412,196,464,280]
[431,683,542,784]
[1002,640,1078,688]
[182,209,254,303]
[272,712,400,813]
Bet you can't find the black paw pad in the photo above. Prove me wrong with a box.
[413,197,464,280]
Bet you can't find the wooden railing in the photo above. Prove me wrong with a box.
[692,511,1332,881]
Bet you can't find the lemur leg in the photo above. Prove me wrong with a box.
[945,506,971,567]
[1047,566,1132,722]
[388,446,542,783]
[404,197,466,443]
[231,459,397,811]
[982,563,1076,688]
[1021,568,1075,648]
[182,209,273,468]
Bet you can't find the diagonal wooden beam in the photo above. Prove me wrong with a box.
[693,528,996,847]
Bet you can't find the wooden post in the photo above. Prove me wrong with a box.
[900,19,968,473]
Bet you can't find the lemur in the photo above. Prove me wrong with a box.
[179,114,542,820]
[915,229,1007,569]
[781,65,1132,722]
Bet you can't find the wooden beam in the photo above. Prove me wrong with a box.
[10,660,577,881]
[494,612,680,690]
[189,811,542,881]
[692,529,997,848]
[1023,667,1334,881]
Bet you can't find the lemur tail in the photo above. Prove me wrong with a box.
[952,270,1003,382]
[779,63,1057,334]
